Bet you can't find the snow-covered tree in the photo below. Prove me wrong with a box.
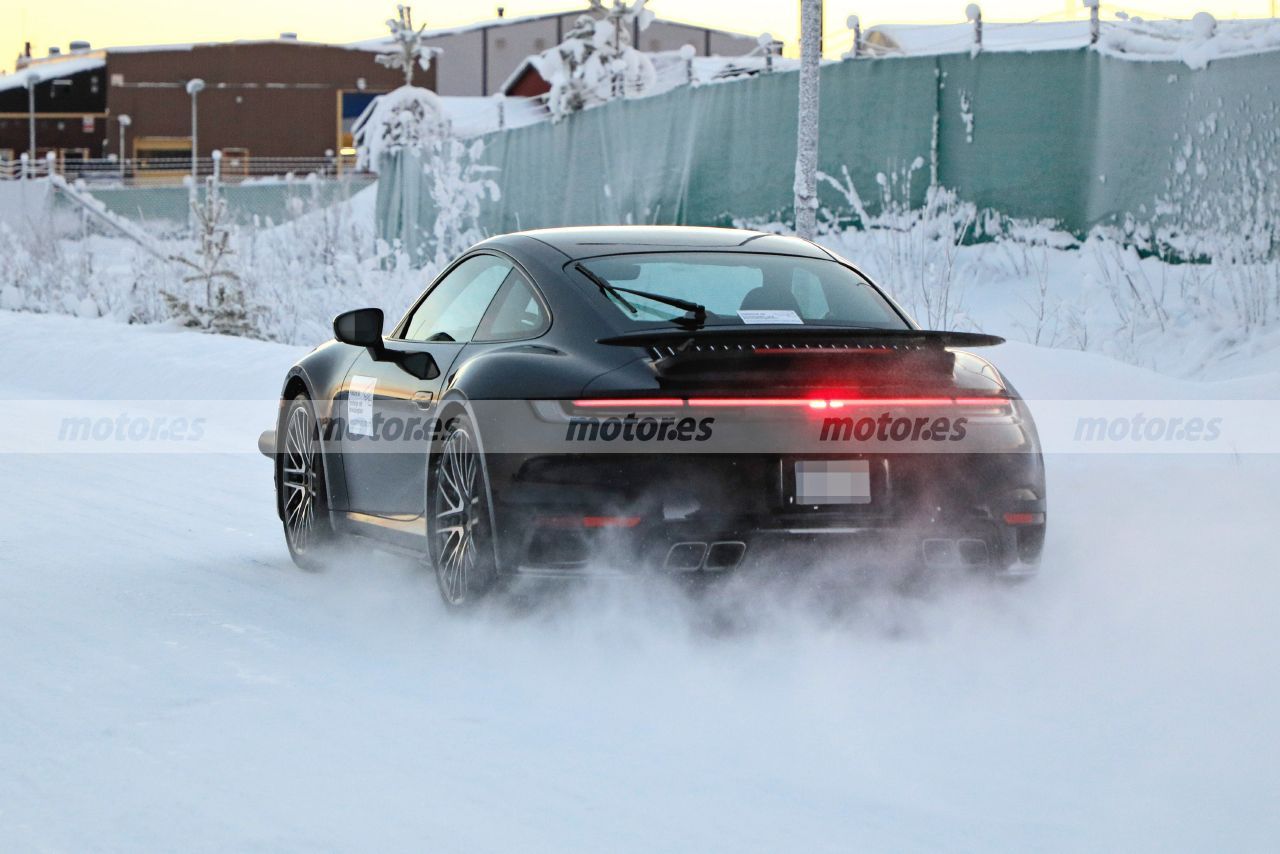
[531,0,658,121]
[165,179,259,335]
[375,5,440,87]
[355,6,450,171]
[793,0,822,239]
[424,137,502,268]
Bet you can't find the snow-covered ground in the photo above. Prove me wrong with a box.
[2,310,1278,851]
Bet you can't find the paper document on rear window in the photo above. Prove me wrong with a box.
[737,310,803,325]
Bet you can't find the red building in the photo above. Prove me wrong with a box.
[0,38,420,174]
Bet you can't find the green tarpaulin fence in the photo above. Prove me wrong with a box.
[378,48,1280,263]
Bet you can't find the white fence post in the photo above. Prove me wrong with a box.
[1086,0,1100,44]
[967,4,983,55]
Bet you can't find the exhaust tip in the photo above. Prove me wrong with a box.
[704,541,747,571]
[922,538,958,567]
[957,538,990,567]
[664,542,707,572]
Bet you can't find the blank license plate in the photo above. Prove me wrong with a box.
[794,460,872,505]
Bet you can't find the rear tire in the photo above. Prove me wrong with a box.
[278,394,337,570]
[427,412,497,608]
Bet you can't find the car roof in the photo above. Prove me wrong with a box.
[501,225,835,261]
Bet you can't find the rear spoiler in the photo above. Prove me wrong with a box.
[596,327,1005,349]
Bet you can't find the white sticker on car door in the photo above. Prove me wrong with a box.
[348,375,377,437]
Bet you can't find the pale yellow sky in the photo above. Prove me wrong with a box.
[3,0,1275,73]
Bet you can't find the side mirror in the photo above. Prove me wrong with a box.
[334,308,385,349]
[332,307,440,381]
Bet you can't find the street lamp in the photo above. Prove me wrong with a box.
[117,114,131,180]
[25,70,38,169]
[186,78,205,183]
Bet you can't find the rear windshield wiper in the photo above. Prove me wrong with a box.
[574,263,707,328]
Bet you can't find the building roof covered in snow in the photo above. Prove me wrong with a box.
[351,7,762,97]
[0,54,106,94]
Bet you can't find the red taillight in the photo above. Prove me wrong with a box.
[537,515,642,529]
[572,396,1008,409]
[1003,512,1045,526]
[687,398,819,408]
[571,398,685,408]
[688,397,1007,409]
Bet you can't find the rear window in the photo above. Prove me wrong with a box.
[576,252,907,329]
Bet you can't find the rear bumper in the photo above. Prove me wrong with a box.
[490,452,1046,577]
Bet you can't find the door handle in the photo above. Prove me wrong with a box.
[412,391,435,410]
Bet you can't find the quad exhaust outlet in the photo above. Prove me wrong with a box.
[663,541,747,572]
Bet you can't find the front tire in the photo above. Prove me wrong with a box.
[278,394,337,570]
[427,412,497,608]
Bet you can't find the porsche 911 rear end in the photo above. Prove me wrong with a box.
[489,329,1045,581]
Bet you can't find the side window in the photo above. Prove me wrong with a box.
[402,255,513,342]
[475,271,550,342]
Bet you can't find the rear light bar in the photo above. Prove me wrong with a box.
[536,515,643,529]
[572,397,1008,409]
[1003,512,1046,526]
[570,398,685,408]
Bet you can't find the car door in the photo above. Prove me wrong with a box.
[339,253,516,518]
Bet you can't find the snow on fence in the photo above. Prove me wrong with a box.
[378,43,1280,266]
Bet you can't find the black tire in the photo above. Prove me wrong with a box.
[278,393,337,570]
[427,411,497,608]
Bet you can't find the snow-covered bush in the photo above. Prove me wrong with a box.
[0,182,426,345]
[354,85,449,172]
[813,159,978,329]
[532,1,658,121]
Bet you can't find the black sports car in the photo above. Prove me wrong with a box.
[263,226,1045,606]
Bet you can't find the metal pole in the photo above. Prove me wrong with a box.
[794,0,822,240]
[186,78,205,186]
[26,73,37,162]
[117,114,131,181]
[191,93,198,182]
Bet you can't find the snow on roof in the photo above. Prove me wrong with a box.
[351,8,757,51]
[862,17,1280,68]
[103,38,391,54]
[0,55,105,93]
[349,9,580,51]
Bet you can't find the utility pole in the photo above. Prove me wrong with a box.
[117,114,131,180]
[793,0,822,239]
[186,78,205,184]
[25,71,38,165]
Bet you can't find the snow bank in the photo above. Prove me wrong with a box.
[1,309,1278,850]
